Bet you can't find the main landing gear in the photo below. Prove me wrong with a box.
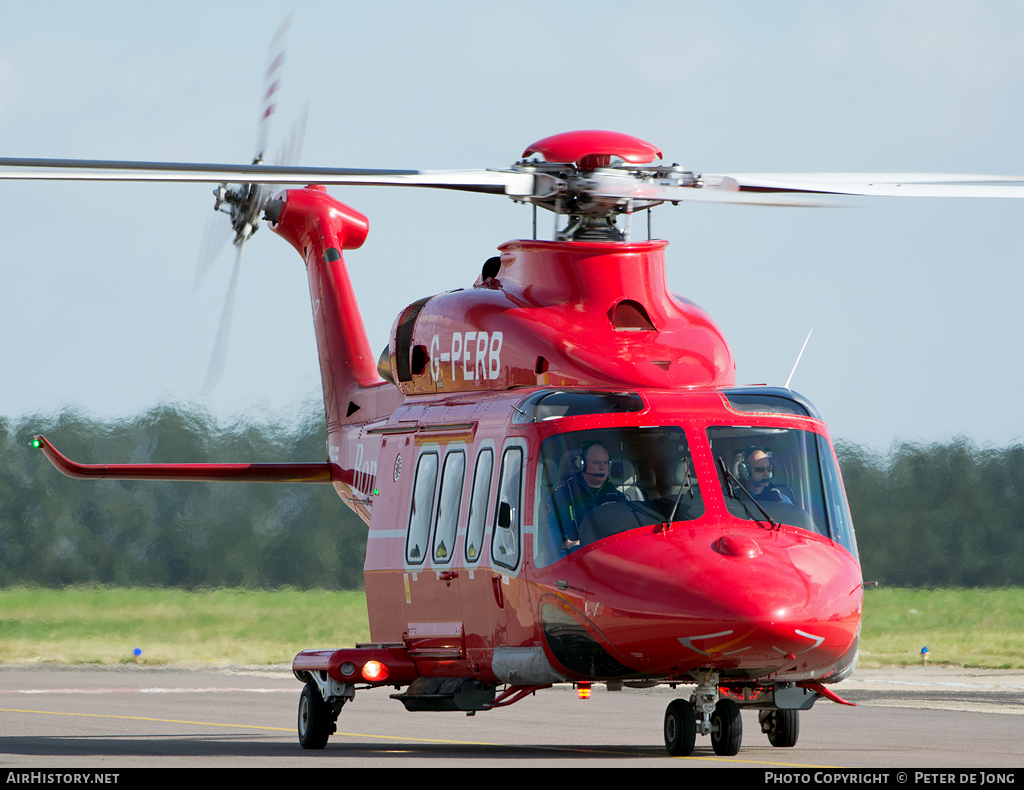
[297,678,349,749]
[760,708,800,748]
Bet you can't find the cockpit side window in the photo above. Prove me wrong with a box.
[816,433,859,561]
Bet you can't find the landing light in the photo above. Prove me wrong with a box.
[362,660,389,682]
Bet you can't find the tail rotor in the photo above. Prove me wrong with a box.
[196,14,302,393]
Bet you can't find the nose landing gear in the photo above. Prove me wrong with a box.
[710,698,742,755]
[664,698,697,756]
[663,671,743,757]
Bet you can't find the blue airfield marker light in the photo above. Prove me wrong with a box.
[921,646,929,665]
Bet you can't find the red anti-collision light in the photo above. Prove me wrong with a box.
[362,660,389,682]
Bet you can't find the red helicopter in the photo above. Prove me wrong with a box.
[7,125,1024,757]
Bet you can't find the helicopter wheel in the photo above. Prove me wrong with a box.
[298,682,336,749]
[664,698,697,756]
[710,698,742,756]
[760,709,800,748]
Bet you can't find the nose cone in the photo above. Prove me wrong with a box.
[538,523,862,680]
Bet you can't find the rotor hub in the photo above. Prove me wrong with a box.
[523,130,663,169]
[514,132,697,240]
[213,172,271,246]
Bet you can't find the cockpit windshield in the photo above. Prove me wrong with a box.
[534,426,703,568]
[707,426,858,559]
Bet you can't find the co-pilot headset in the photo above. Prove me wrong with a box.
[736,446,773,481]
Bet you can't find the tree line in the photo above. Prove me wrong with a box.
[838,438,1024,587]
[0,404,366,589]
[2,403,1022,589]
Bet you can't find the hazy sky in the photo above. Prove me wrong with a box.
[2,1,1023,453]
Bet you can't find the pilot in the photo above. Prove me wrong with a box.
[743,448,792,503]
[546,441,622,554]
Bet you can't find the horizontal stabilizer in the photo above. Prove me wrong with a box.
[32,435,334,483]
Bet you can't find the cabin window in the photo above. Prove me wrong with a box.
[534,426,703,568]
[432,451,465,564]
[406,451,439,565]
[465,449,493,563]
[706,426,858,558]
[491,447,523,570]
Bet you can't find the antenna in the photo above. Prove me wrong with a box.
[784,329,813,389]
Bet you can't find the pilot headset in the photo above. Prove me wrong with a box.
[574,441,604,472]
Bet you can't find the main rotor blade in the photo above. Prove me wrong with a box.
[590,182,832,207]
[589,172,1024,206]
[707,172,1024,199]
[0,158,532,195]
[9,156,1022,202]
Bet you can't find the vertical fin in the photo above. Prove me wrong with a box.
[269,186,401,425]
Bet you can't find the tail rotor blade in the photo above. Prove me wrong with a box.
[194,210,232,290]
[274,100,309,170]
[200,14,293,394]
[254,13,292,164]
[201,229,248,395]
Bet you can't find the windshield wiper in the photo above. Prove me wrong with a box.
[667,459,694,523]
[717,457,778,530]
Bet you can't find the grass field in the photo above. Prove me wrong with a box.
[0,587,370,666]
[0,586,1021,668]
[860,587,1024,669]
